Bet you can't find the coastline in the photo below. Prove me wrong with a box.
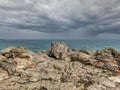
[0,41,120,90]
[1,39,120,52]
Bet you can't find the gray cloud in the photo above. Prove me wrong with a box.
[0,0,120,39]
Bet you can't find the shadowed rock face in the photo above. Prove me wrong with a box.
[0,41,120,90]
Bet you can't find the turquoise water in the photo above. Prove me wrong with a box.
[0,39,120,52]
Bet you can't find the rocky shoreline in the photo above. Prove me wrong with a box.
[0,41,120,90]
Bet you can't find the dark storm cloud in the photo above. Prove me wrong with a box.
[0,0,120,39]
[90,28,120,35]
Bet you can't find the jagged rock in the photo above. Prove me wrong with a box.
[48,41,69,60]
[103,48,120,58]
[71,47,120,73]
[1,46,34,58]
[95,48,120,62]
[94,48,120,72]
[71,50,92,62]
[105,62,118,71]
[95,48,115,61]
[14,57,36,73]
[0,58,16,75]
[79,49,95,55]
[24,68,41,82]
[0,46,18,58]
[0,54,7,61]
[109,76,120,83]
[99,78,116,88]
[0,42,120,90]
[87,83,106,90]
[71,50,94,67]
[40,87,48,90]
[0,46,36,75]
[0,68,9,81]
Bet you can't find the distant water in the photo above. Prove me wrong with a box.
[0,39,120,52]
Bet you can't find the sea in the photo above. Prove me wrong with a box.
[0,39,120,52]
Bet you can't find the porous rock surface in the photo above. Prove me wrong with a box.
[0,41,120,90]
[48,41,69,60]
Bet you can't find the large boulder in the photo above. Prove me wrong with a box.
[48,41,69,60]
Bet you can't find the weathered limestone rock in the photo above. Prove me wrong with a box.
[14,57,36,73]
[87,83,106,90]
[0,46,36,75]
[0,58,16,75]
[71,47,120,73]
[0,68,9,81]
[48,41,69,60]
[94,48,120,72]
[0,54,6,61]
[1,46,34,58]
[95,48,115,61]
[0,42,120,90]
[109,76,120,83]
[0,46,16,57]
[79,49,95,55]
[71,50,92,62]
[99,78,116,88]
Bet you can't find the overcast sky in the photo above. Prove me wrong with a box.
[0,0,120,39]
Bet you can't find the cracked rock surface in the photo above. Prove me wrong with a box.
[0,41,120,90]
